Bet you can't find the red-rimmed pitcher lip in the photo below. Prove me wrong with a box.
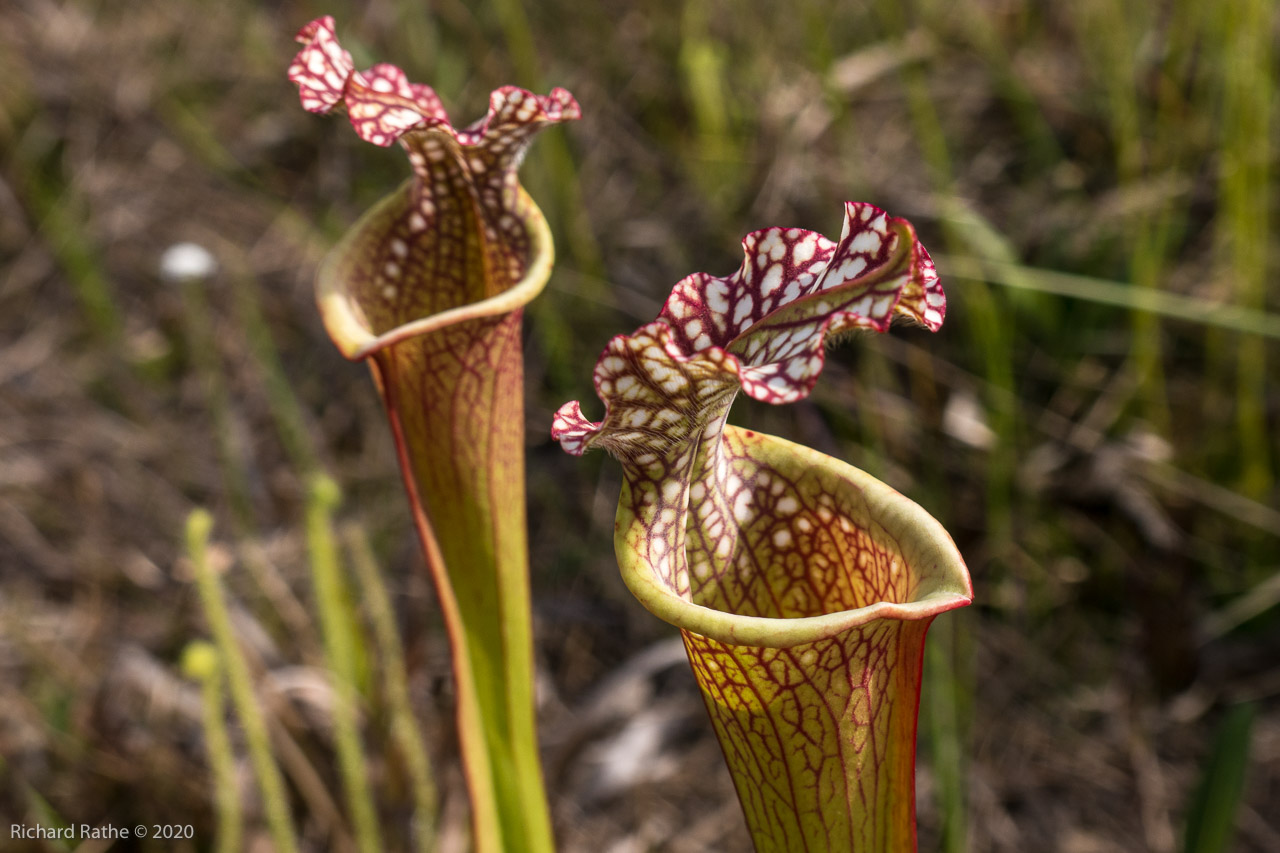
[615,428,972,650]
[314,182,555,361]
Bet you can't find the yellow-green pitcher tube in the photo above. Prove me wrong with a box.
[615,428,970,852]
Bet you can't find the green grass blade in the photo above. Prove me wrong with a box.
[2,755,74,853]
[229,261,322,479]
[1184,703,1256,853]
[187,509,299,853]
[1213,0,1273,496]
[936,255,1280,341]
[344,521,440,853]
[182,641,244,853]
[12,122,123,343]
[178,274,256,530]
[304,476,383,853]
[925,614,970,853]
[870,12,986,849]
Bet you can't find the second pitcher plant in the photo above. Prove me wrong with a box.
[555,204,973,851]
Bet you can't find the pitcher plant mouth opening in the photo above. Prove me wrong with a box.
[554,202,971,852]
[291,15,578,853]
[316,179,557,360]
[614,427,972,649]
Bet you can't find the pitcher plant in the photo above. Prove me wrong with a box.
[554,203,973,851]
[290,17,578,852]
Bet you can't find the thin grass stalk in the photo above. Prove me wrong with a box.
[182,642,244,853]
[177,260,314,642]
[304,476,383,853]
[679,1,742,218]
[226,258,322,478]
[880,3,1018,499]
[1184,704,1257,853]
[855,348,894,481]
[872,10,1014,848]
[1215,0,1274,497]
[935,256,1280,340]
[343,521,440,853]
[1,755,73,845]
[1079,0,1171,429]
[1123,0,1207,438]
[186,509,299,853]
[486,0,610,386]
[177,275,255,530]
[487,0,602,279]
[953,4,1063,172]
[924,615,968,853]
[1073,0,1223,434]
[12,124,122,343]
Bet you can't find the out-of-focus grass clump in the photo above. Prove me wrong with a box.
[0,1,1276,851]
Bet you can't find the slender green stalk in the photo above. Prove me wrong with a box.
[182,641,244,853]
[952,4,1063,171]
[856,348,893,480]
[227,260,322,478]
[178,275,255,530]
[3,754,73,852]
[186,509,299,853]
[171,247,322,641]
[925,617,968,853]
[12,122,122,343]
[875,0,1018,484]
[487,0,597,268]
[1184,704,1257,853]
[344,521,440,853]
[1214,0,1273,497]
[679,1,742,217]
[1075,0,1172,430]
[935,256,1280,340]
[303,476,383,853]
[871,10,995,848]
[487,0,610,387]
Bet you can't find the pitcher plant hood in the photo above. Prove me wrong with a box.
[290,15,580,359]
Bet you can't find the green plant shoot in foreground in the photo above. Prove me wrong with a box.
[554,205,973,851]
[290,17,579,853]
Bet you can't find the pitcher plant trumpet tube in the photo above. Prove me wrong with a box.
[290,17,578,852]
[554,203,973,852]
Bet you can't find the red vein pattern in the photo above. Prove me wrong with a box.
[291,17,576,852]
[554,207,969,851]
[685,617,927,852]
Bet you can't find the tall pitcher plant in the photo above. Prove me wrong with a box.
[289,17,578,852]
[555,204,973,852]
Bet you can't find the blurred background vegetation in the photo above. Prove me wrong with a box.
[1,0,1277,850]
